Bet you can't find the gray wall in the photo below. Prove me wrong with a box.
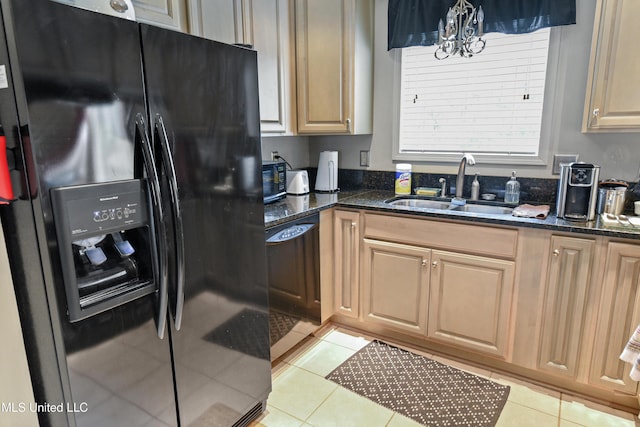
[263,0,640,182]
[261,135,310,169]
[0,222,38,426]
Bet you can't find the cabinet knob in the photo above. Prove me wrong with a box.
[588,108,600,128]
[431,261,438,268]
[553,249,560,257]
[351,222,356,228]
[346,118,351,132]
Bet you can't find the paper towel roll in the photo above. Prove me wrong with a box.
[315,151,338,192]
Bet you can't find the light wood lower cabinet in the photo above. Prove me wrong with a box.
[589,242,640,394]
[333,210,360,318]
[538,236,594,378]
[357,212,517,359]
[428,250,515,359]
[327,209,640,410]
[362,239,430,335]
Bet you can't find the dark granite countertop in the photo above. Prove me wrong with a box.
[265,190,640,240]
[264,191,362,228]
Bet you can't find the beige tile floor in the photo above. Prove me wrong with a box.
[251,326,640,427]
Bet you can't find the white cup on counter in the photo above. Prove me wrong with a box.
[635,201,640,216]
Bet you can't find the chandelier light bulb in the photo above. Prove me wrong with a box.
[477,6,484,36]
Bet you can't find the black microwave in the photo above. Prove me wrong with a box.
[262,161,286,204]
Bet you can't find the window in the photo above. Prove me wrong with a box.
[393,28,557,165]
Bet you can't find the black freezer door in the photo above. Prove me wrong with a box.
[140,24,271,425]
[3,0,177,425]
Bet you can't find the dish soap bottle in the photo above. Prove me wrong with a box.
[470,174,480,201]
[504,171,520,204]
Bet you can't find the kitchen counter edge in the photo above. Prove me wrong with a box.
[264,190,640,240]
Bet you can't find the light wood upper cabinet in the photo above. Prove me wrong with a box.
[362,239,430,335]
[189,0,295,134]
[333,210,360,318]
[253,0,295,134]
[589,242,640,394]
[187,0,245,44]
[295,0,373,134]
[538,236,594,379]
[133,0,188,32]
[428,250,515,359]
[583,0,640,132]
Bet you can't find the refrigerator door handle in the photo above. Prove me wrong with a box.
[155,114,185,331]
[136,114,169,339]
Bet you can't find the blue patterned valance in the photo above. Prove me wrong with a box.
[388,0,576,50]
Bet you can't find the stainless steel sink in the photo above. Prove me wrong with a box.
[386,198,513,215]
[386,199,451,210]
[458,204,514,214]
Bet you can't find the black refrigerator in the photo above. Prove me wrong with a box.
[0,0,272,426]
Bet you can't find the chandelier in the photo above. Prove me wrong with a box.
[435,0,485,60]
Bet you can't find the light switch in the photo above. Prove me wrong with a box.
[552,154,579,175]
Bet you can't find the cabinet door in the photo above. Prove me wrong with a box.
[253,0,295,134]
[589,242,640,394]
[188,0,245,44]
[538,236,594,378]
[295,0,372,134]
[333,210,360,318]
[133,0,187,32]
[583,0,640,131]
[362,239,430,335]
[428,250,515,358]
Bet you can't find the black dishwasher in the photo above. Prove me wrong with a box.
[265,213,320,352]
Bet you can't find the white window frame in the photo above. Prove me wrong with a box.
[392,27,564,166]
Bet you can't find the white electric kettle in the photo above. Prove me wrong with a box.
[315,151,338,192]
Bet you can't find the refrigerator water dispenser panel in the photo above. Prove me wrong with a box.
[51,179,157,322]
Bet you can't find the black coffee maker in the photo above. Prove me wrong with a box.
[556,162,600,221]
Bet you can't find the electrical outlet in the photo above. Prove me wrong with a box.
[270,151,278,161]
[552,154,579,175]
[360,150,370,167]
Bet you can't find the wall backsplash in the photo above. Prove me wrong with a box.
[308,168,557,204]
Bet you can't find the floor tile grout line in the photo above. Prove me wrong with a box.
[264,405,307,427]
[504,400,562,422]
[318,334,373,353]
[270,363,341,424]
[301,381,341,425]
[275,355,400,427]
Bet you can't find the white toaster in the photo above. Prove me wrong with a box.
[286,170,309,195]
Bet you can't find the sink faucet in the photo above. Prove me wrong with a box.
[453,153,476,204]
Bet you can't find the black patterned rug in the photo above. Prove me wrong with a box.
[269,310,300,344]
[202,308,302,358]
[326,340,510,427]
[202,308,270,359]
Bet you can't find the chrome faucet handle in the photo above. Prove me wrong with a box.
[463,153,476,166]
[439,177,447,197]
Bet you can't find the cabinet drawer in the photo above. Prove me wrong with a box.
[364,213,518,259]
